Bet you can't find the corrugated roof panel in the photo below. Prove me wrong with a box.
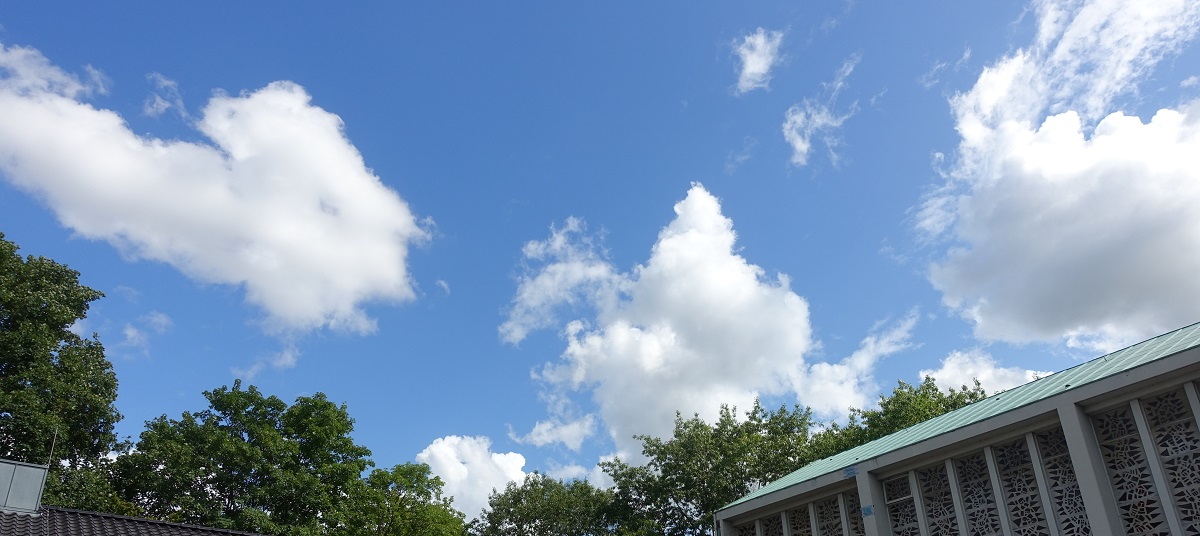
[722,321,1200,509]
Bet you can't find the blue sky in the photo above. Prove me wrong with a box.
[3,0,1200,519]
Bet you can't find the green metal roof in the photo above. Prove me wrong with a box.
[722,321,1200,510]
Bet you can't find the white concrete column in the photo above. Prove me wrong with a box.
[1024,433,1061,536]
[908,471,930,536]
[838,493,852,536]
[808,502,820,535]
[943,459,968,535]
[1130,397,1184,535]
[1055,402,1122,536]
[1184,381,1200,429]
[982,446,1015,536]
[855,470,889,536]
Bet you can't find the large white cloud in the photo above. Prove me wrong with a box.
[0,43,428,335]
[919,0,1200,352]
[416,435,527,521]
[733,28,785,95]
[505,185,916,455]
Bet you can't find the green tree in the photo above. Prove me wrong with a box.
[0,232,126,511]
[469,473,618,536]
[603,402,814,536]
[858,377,986,438]
[338,463,466,536]
[113,381,372,535]
[806,377,987,460]
[41,460,139,515]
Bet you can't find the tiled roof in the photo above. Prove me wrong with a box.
[722,321,1200,510]
[0,506,266,536]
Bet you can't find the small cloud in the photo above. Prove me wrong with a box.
[271,344,299,368]
[232,343,300,380]
[143,72,186,118]
[782,101,850,167]
[67,319,90,338]
[499,217,621,345]
[546,463,587,481]
[436,279,451,294]
[545,459,611,486]
[510,415,596,451]
[823,53,860,99]
[1183,75,1200,88]
[919,47,972,89]
[115,310,173,356]
[955,47,972,69]
[143,310,172,333]
[820,0,856,32]
[919,349,1049,393]
[121,324,148,350]
[724,136,758,174]
[112,285,141,302]
[782,54,860,167]
[733,28,785,95]
[84,65,110,96]
[231,362,265,381]
[919,60,948,89]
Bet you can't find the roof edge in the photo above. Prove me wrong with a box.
[719,320,1200,512]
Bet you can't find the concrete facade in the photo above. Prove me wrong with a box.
[714,329,1200,536]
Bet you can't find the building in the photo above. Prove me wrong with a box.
[0,458,265,536]
[714,322,1200,536]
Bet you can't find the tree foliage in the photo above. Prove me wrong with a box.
[603,378,987,536]
[341,463,466,536]
[805,377,987,461]
[0,233,119,463]
[0,233,126,511]
[602,402,815,536]
[470,473,619,536]
[113,381,372,535]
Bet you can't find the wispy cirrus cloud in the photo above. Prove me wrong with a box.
[782,54,860,167]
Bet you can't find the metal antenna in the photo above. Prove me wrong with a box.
[47,428,58,466]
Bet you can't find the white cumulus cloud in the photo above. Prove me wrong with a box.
[0,43,429,336]
[511,414,596,452]
[733,28,785,95]
[919,0,1200,352]
[920,349,1049,394]
[417,435,526,521]
[505,185,918,455]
